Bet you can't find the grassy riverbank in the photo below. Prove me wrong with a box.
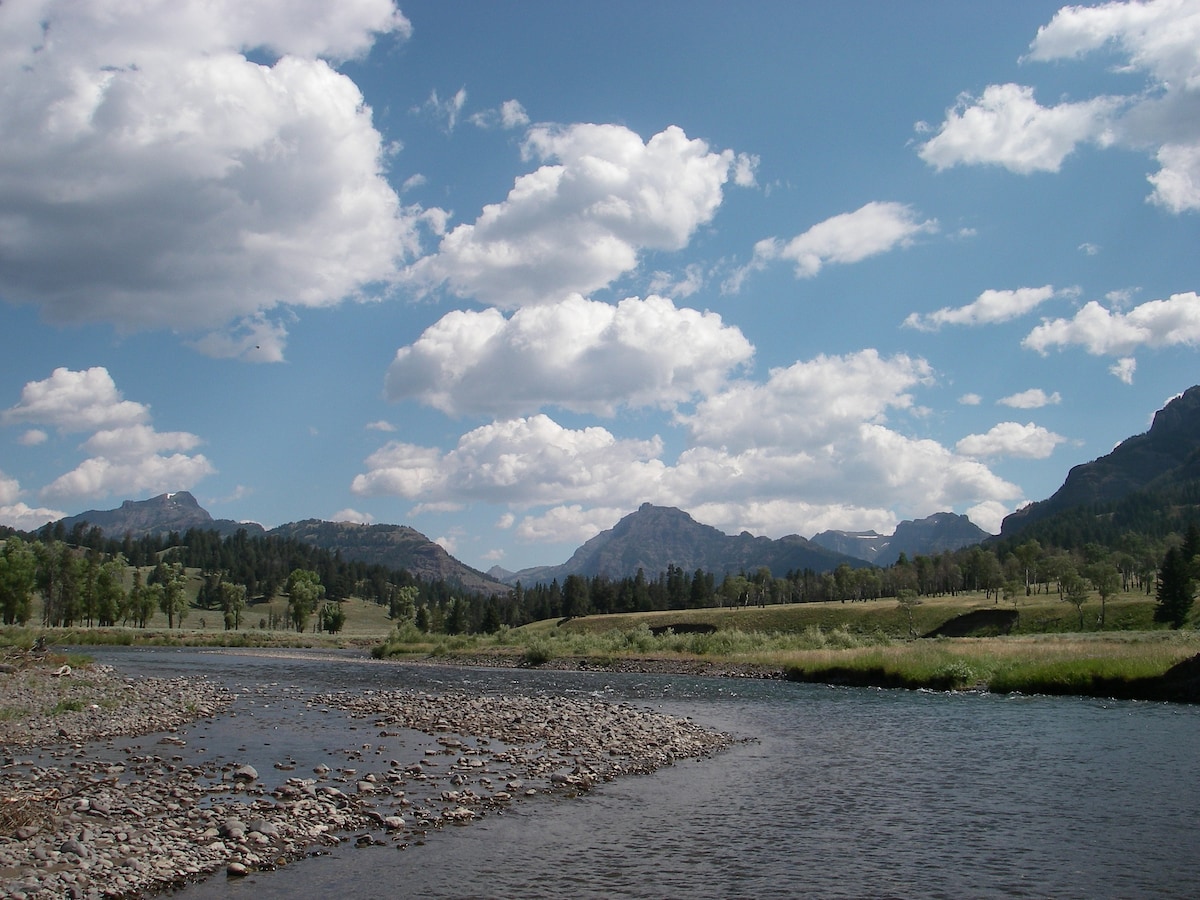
[386,627,1200,702]
[7,589,1200,701]
[372,591,1200,702]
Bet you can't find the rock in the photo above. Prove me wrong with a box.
[59,838,88,857]
[248,818,279,838]
[232,764,258,782]
[220,817,247,839]
[227,862,249,877]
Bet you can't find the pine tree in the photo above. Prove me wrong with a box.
[1155,546,1194,628]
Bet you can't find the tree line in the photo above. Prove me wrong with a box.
[0,523,493,632]
[2,517,1196,635]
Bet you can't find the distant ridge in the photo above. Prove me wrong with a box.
[57,491,263,540]
[269,519,506,594]
[812,513,990,566]
[51,494,505,593]
[497,503,867,586]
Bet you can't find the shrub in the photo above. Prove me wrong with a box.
[931,659,979,688]
[521,638,555,667]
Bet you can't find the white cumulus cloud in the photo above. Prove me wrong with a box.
[188,314,291,364]
[1,367,215,505]
[1023,291,1200,355]
[917,83,1118,174]
[351,415,668,505]
[421,87,468,132]
[513,505,630,545]
[356,348,1024,543]
[470,99,530,130]
[385,294,754,417]
[679,350,934,451]
[41,453,216,503]
[921,0,1200,211]
[404,123,744,308]
[967,500,1011,535]
[1027,0,1200,210]
[956,422,1067,459]
[0,467,66,530]
[0,0,418,342]
[2,367,149,432]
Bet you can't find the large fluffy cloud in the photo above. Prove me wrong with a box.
[919,0,1200,211]
[404,123,751,307]
[40,452,216,503]
[1,367,215,504]
[917,83,1118,174]
[1028,0,1200,211]
[0,0,417,352]
[385,294,754,417]
[1026,0,1200,84]
[355,350,1022,543]
[351,415,668,505]
[1,367,148,432]
[678,350,934,451]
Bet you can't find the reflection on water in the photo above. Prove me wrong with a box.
[86,648,1200,899]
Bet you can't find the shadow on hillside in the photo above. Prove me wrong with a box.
[924,609,1019,638]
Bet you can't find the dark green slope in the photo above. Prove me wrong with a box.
[1000,385,1200,547]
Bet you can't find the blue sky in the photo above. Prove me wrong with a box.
[2,0,1199,573]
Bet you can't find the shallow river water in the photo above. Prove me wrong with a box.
[85,647,1200,899]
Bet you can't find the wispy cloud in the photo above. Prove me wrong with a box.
[726,202,936,292]
[904,285,1065,331]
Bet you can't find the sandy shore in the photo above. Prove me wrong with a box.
[0,657,734,899]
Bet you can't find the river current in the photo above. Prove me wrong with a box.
[84,648,1200,899]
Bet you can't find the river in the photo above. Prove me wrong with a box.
[83,648,1200,899]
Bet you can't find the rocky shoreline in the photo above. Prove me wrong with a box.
[423,651,787,680]
[0,658,735,899]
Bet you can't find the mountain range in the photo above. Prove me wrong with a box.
[810,512,990,567]
[58,492,505,593]
[46,384,1200,589]
[489,503,872,585]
